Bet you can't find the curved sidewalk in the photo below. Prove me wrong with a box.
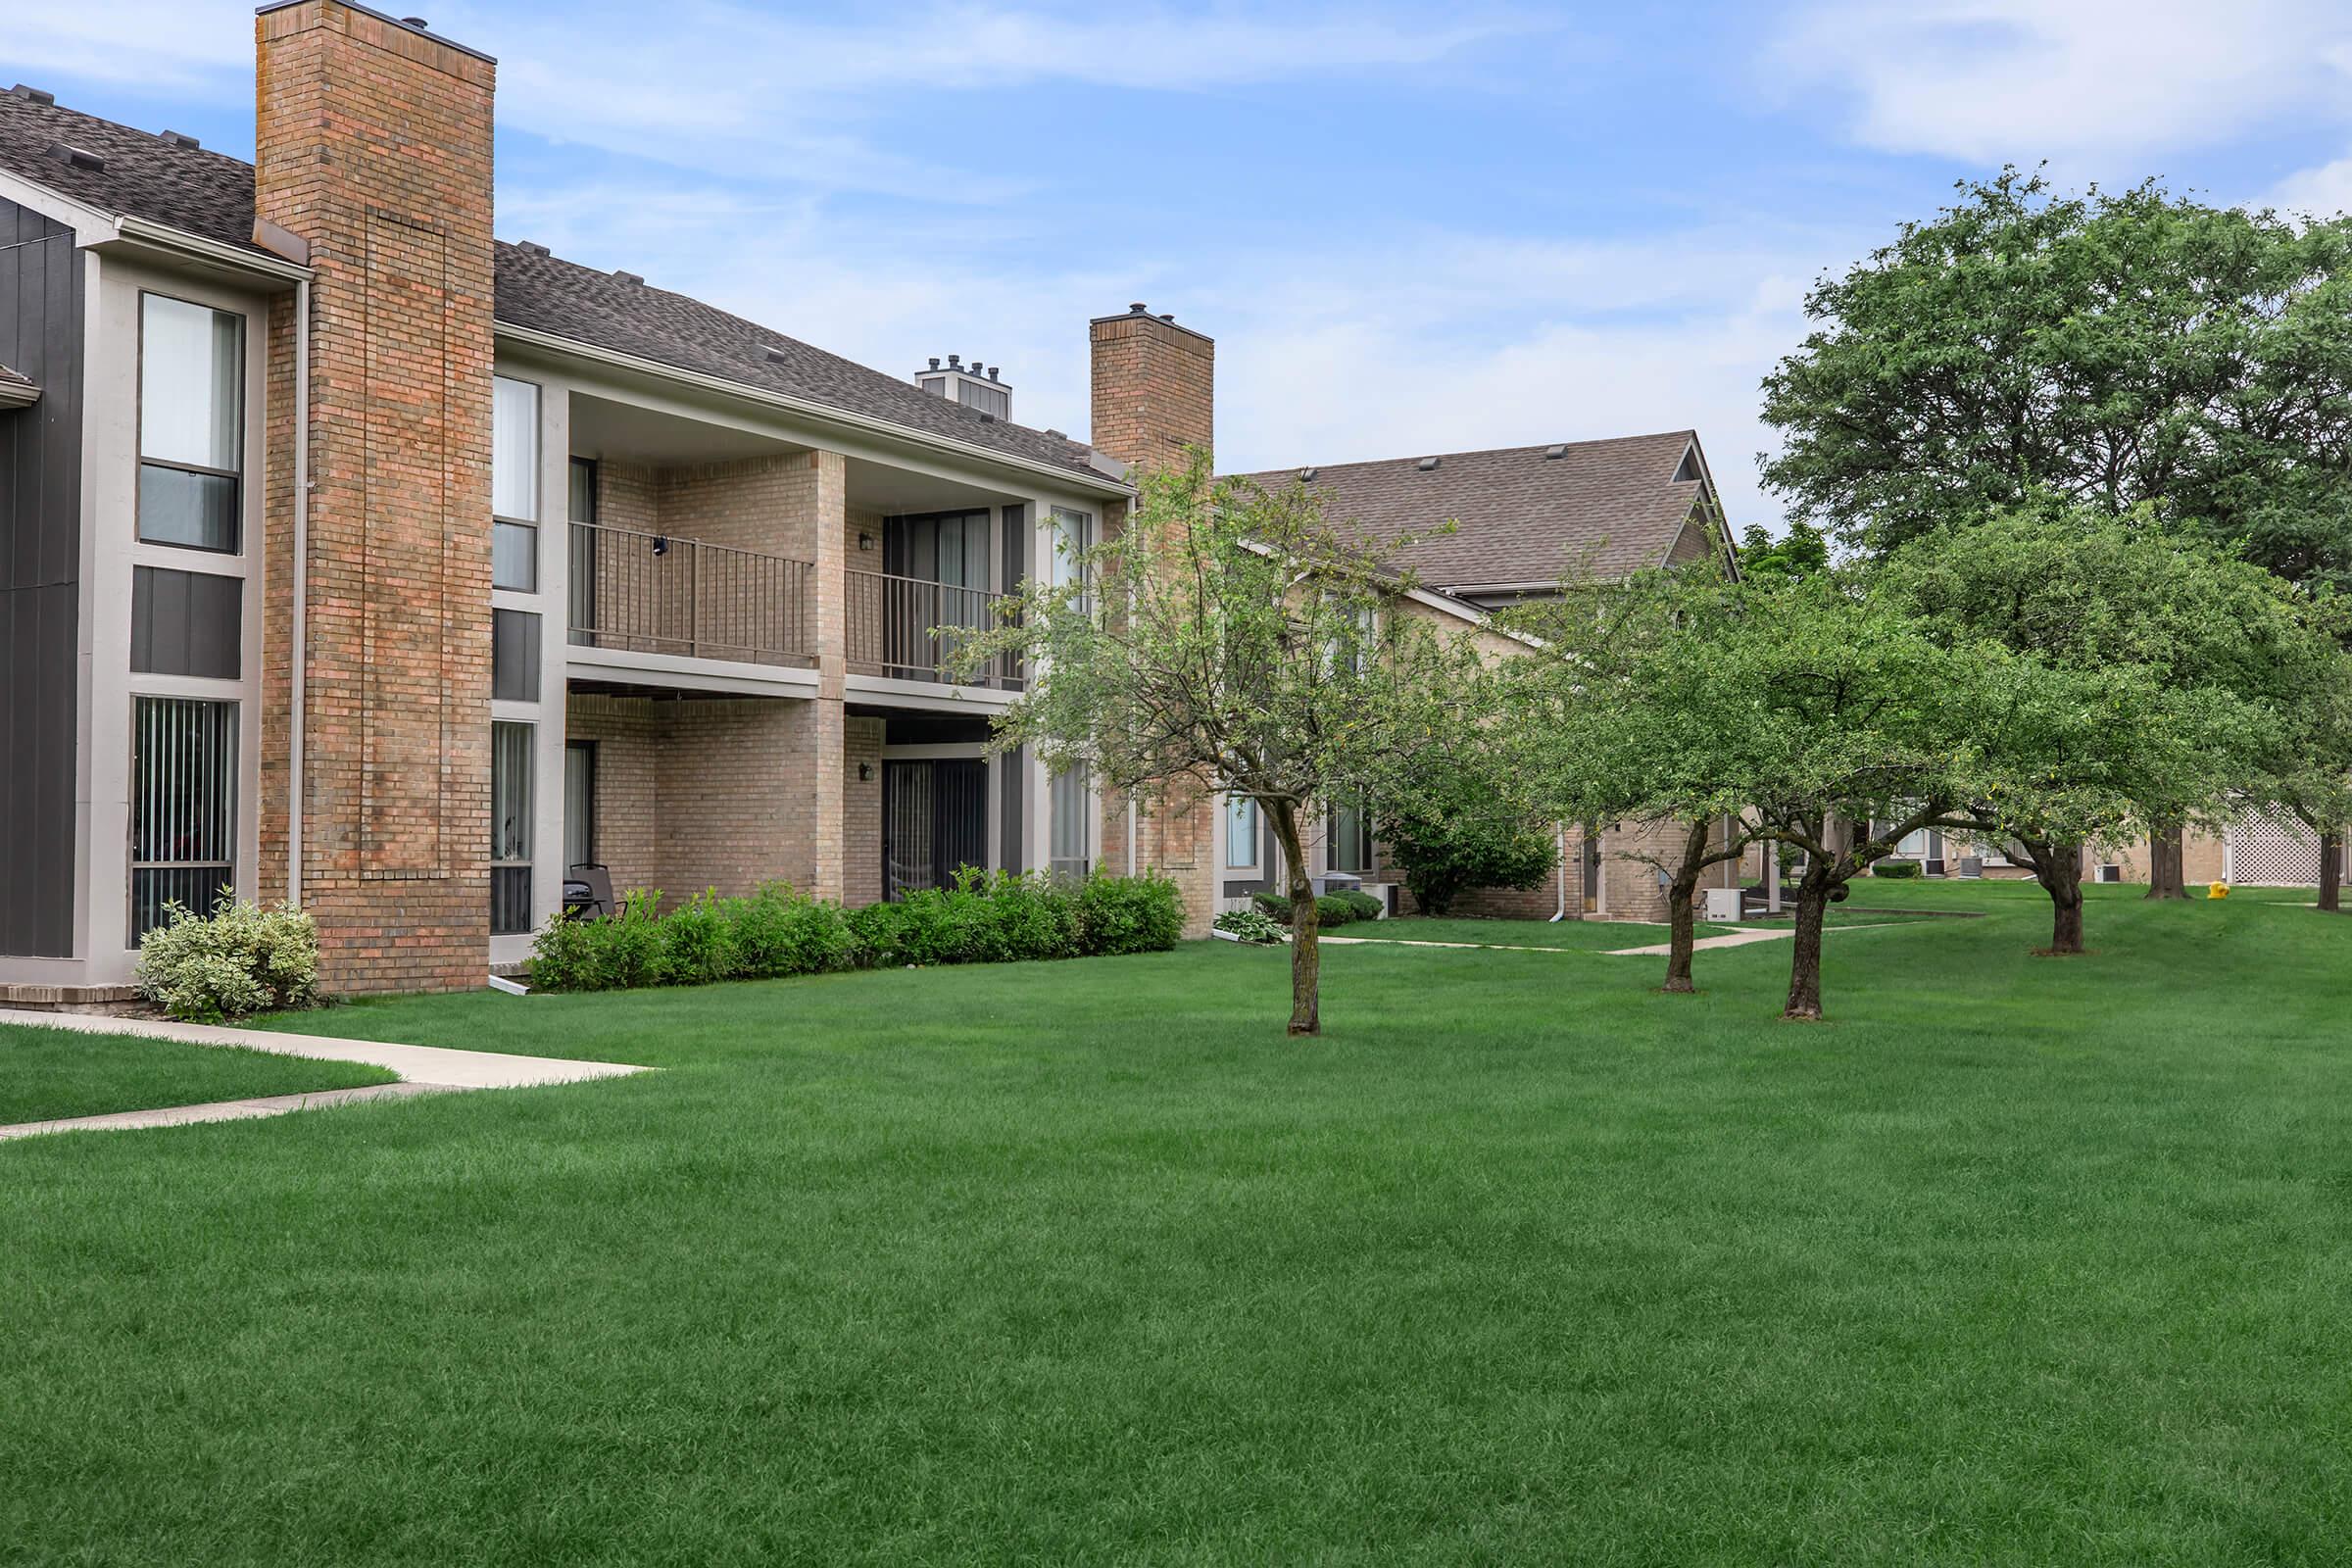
[0,1006,647,1142]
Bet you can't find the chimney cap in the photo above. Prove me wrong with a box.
[1129,302,1148,314]
[10,84,56,106]
[947,354,961,368]
[252,2,498,65]
[401,15,429,25]
[1158,313,1174,322]
[986,366,1000,381]
[927,357,940,370]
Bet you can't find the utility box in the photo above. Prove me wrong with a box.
[1701,887,1744,922]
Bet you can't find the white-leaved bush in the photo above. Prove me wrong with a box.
[135,894,320,1022]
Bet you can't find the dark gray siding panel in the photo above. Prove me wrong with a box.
[132,565,242,678]
[0,196,82,957]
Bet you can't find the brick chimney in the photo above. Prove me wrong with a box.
[1088,303,1213,473]
[255,2,497,993]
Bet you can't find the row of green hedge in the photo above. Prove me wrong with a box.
[527,870,1186,993]
[1250,888,1384,927]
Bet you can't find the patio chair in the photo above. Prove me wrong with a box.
[564,863,617,921]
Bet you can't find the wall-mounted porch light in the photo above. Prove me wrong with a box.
[651,535,669,557]
[858,761,875,781]
[858,531,876,552]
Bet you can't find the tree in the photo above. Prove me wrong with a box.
[1758,171,2352,893]
[1737,518,1828,584]
[1373,758,1555,917]
[1505,566,1767,993]
[953,451,1490,1036]
[1877,509,2295,954]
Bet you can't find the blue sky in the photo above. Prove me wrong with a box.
[13,1,2352,531]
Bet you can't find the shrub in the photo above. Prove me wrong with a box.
[1251,891,1292,921]
[529,871,1185,993]
[725,884,857,978]
[660,890,740,985]
[1313,894,1356,928]
[1074,869,1185,956]
[1335,888,1383,922]
[1212,907,1287,944]
[1375,785,1555,916]
[135,892,319,1022]
[1874,859,1924,879]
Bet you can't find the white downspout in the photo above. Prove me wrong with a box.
[286,278,309,908]
[1126,797,1138,876]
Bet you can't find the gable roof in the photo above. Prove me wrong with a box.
[1233,431,1722,592]
[0,90,1111,482]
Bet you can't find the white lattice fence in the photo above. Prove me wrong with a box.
[2226,818,2324,885]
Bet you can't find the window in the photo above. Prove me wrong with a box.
[1328,796,1372,874]
[564,741,596,869]
[1049,762,1091,882]
[1049,507,1093,607]
[493,609,541,702]
[138,294,242,552]
[1226,794,1260,869]
[131,566,241,679]
[491,721,533,935]
[492,376,540,591]
[129,697,237,942]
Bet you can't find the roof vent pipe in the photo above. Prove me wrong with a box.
[928,357,941,369]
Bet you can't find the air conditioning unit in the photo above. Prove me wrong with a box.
[1701,887,1744,922]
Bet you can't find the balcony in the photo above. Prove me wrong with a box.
[846,568,1023,691]
[567,521,814,667]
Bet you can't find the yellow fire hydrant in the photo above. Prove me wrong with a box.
[2208,880,2230,900]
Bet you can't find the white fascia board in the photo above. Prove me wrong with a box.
[497,321,1135,503]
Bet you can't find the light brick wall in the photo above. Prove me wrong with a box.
[564,694,661,895]
[844,717,885,906]
[256,1,496,994]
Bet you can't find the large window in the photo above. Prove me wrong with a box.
[129,697,238,942]
[493,609,542,702]
[492,721,534,935]
[1050,763,1091,883]
[1226,794,1260,869]
[492,376,540,591]
[1328,796,1373,875]
[138,294,243,553]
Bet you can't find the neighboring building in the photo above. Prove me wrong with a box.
[1213,434,1748,923]
[0,2,1212,1003]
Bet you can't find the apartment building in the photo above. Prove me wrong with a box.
[0,2,1218,1003]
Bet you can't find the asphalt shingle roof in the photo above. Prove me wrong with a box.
[0,90,1110,481]
[1233,432,1710,591]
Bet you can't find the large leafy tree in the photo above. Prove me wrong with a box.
[1759,170,2352,893]
[954,451,1490,1036]
[1878,509,2299,953]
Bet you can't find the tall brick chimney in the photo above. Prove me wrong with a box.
[1087,304,1217,933]
[255,2,497,993]
[1088,303,1213,473]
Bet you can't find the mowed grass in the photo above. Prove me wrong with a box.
[1344,913,1737,948]
[0,1022,395,1125]
[7,881,2352,1562]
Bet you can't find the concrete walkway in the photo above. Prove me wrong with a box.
[0,1007,648,1142]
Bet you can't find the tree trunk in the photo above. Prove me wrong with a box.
[2033,839,2085,955]
[1662,818,1710,993]
[1268,800,1320,1037]
[1784,873,1831,1021]
[2145,822,2188,900]
[2322,830,2343,913]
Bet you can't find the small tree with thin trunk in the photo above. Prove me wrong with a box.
[1505,566,1766,993]
[951,450,1491,1036]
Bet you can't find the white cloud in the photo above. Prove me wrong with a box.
[4,0,251,94]
[1776,0,2352,165]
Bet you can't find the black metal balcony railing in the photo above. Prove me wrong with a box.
[846,568,1023,690]
[568,521,815,666]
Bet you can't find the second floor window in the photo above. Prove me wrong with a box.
[493,376,540,591]
[138,294,242,553]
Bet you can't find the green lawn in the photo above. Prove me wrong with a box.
[0,1022,395,1126]
[1342,913,1737,948]
[7,881,2352,1562]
